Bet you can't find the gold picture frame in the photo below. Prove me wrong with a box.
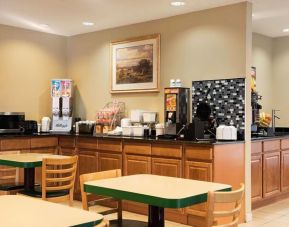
[110,34,160,93]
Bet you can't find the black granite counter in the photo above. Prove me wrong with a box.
[0,132,245,145]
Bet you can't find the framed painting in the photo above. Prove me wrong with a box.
[110,34,160,93]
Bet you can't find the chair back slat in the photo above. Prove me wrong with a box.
[206,183,244,227]
[46,183,73,191]
[42,156,78,202]
[46,175,74,183]
[46,167,76,174]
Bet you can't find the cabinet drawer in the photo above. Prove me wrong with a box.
[185,146,213,161]
[31,137,58,148]
[281,139,289,150]
[123,142,151,155]
[152,143,182,158]
[59,136,75,148]
[252,141,262,155]
[0,138,30,150]
[77,137,98,150]
[263,140,280,153]
[98,139,122,152]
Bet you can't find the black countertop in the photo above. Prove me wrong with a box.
[0,132,245,145]
[3,131,289,144]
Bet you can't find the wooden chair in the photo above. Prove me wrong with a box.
[0,150,24,195]
[80,169,122,221]
[20,155,78,206]
[95,218,110,227]
[206,183,245,227]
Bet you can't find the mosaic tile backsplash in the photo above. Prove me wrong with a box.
[192,78,245,131]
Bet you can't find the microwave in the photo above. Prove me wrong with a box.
[0,112,25,134]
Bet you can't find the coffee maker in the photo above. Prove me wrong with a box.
[251,91,262,132]
[51,79,73,132]
[164,87,190,136]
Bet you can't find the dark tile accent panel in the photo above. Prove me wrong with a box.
[192,78,245,131]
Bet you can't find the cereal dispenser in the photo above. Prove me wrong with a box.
[51,79,73,132]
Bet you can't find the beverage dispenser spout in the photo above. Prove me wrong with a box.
[52,97,60,119]
[62,97,72,120]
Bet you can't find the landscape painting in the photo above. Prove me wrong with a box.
[111,34,160,93]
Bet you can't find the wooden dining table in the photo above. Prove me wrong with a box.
[0,195,103,227]
[0,153,70,191]
[84,174,231,227]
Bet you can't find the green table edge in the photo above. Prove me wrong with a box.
[0,159,42,168]
[71,217,103,227]
[84,184,231,209]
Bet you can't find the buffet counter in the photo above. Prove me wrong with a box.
[0,133,245,226]
[251,135,289,209]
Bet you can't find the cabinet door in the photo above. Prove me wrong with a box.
[151,158,182,177]
[124,155,151,176]
[185,161,212,216]
[98,152,122,172]
[76,150,98,194]
[281,150,289,192]
[251,154,263,202]
[263,151,281,198]
[59,147,76,156]
[124,155,151,215]
[152,157,184,221]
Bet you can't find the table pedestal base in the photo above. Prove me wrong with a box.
[148,205,164,227]
[110,219,147,227]
[24,168,35,191]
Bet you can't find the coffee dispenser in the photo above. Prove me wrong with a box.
[164,87,190,136]
[51,79,73,132]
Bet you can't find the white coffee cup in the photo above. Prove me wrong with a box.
[170,79,175,87]
[41,117,51,132]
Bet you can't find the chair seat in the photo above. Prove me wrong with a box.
[0,182,25,191]
[19,186,69,198]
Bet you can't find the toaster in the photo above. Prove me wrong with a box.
[216,125,237,141]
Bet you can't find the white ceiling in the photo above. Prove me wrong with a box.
[0,0,288,37]
[252,0,289,37]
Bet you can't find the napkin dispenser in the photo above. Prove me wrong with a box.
[216,125,237,141]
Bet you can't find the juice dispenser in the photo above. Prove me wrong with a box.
[51,79,73,132]
[164,87,190,136]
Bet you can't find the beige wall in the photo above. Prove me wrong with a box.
[252,33,273,114]
[252,33,289,126]
[67,3,249,121]
[0,24,67,121]
[272,36,289,126]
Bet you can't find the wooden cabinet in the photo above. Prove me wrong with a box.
[185,161,212,181]
[263,151,281,197]
[98,152,122,172]
[0,138,30,151]
[184,145,215,227]
[152,157,182,177]
[281,150,289,192]
[123,142,151,215]
[251,142,263,203]
[124,155,151,176]
[251,154,263,202]
[152,157,185,223]
[75,149,98,195]
[185,161,212,217]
